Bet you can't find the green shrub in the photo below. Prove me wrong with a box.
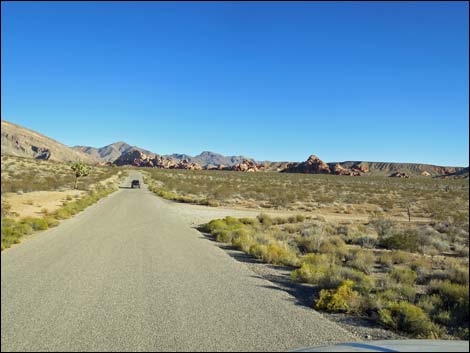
[315,280,361,313]
[266,242,298,266]
[428,280,469,326]
[379,302,439,337]
[55,208,72,219]
[390,268,418,285]
[257,213,273,226]
[21,217,49,231]
[346,249,375,274]
[379,228,420,252]
[45,217,60,228]
[291,262,339,288]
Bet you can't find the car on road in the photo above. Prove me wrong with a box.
[131,179,140,188]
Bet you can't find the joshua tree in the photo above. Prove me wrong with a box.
[71,162,91,189]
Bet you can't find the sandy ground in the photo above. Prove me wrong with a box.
[3,190,85,218]
[162,199,430,227]
[2,172,125,219]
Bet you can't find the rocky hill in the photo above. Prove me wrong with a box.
[164,151,253,167]
[73,142,157,163]
[1,119,97,163]
[282,154,465,177]
[333,161,465,177]
[114,148,202,170]
[75,142,252,167]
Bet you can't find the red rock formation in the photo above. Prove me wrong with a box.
[231,159,261,172]
[283,155,331,174]
[114,150,202,170]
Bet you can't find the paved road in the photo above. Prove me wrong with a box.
[1,171,356,352]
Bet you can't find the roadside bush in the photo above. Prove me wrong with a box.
[379,302,439,337]
[291,262,340,289]
[428,280,469,326]
[260,242,299,266]
[20,217,49,231]
[315,280,361,313]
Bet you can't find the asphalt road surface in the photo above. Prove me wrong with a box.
[1,171,356,352]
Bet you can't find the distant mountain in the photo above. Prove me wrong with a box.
[1,119,97,163]
[332,161,466,177]
[73,142,132,162]
[281,154,466,177]
[2,119,466,177]
[73,142,156,163]
[165,151,253,167]
[74,142,253,166]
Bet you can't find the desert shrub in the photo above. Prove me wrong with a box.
[428,280,469,326]
[337,267,375,294]
[379,302,439,337]
[319,236,348,258]
[257,213,273,226]
[232,233,255,253]
[379,227,420,252]
[417,294,443,316]
[446,264,469,285]
[353,235,377,249]
[54,208,72,220]
[20,217,48,231]
[380,250,411,268]
[294,234,325,254]
[258,242,299,266]
[346,249,375,274]
[379,252,394,268]
[291,262,339,288]
[390,268,418,285]
[239,218,258,226]
[370,218,394,237]
[299,253,331,266]
[44,217,59,228]
[410,257,432,284]
[315,280,361,313]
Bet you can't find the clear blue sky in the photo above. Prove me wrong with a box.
[1,1,468,165]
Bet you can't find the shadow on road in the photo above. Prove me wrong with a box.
[195,227,317,309]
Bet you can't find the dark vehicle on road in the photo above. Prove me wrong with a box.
[131,180,140,189]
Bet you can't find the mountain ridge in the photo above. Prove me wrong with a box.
[1,119,467,178]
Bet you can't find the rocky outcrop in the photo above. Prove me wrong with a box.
[332,163,362,176]
[283,155,331,174]
[421,171,431,177]
[389,171,410,178]
[230,159,263,172]
[352,163,369,173]
[113,149,202,170]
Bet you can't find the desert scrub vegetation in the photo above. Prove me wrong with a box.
[1,185,117,250]
[200,213,469,339]
[143,168,468,220]
[1,155,123,193]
